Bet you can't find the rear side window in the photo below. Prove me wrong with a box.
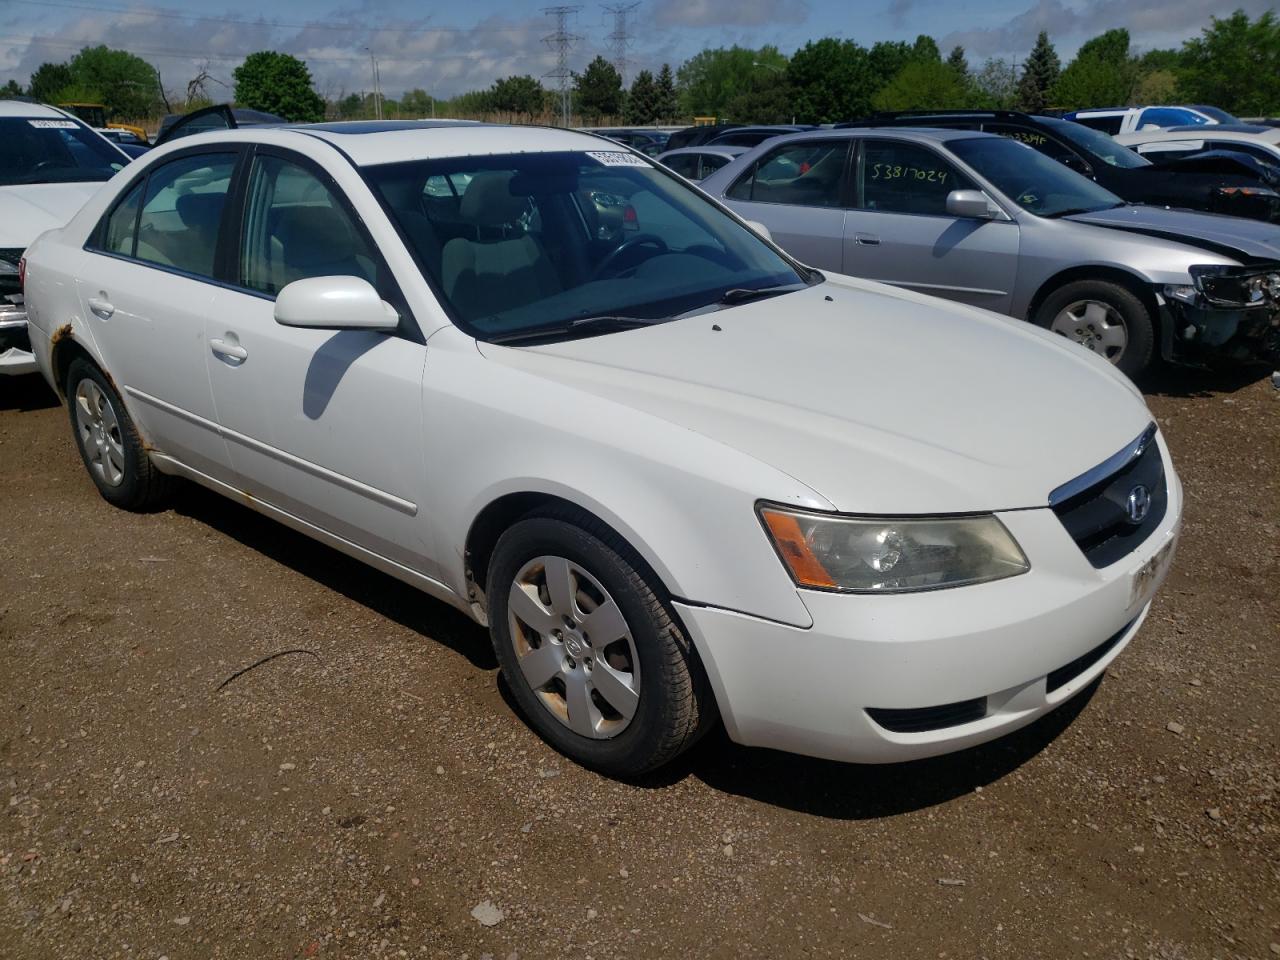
[726,141,847,207]
[240,154,377,296]
[700,153,731,175]
[663,154,700,178]
[101,181,144,256]
[134,153,237,277]
[1138,108,1204,129]
[982,123,1078,164]
[859,140,972,216]
[1073,114,1124,135]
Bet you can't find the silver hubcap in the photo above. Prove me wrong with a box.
[74,379,126,487]
[507,555,640,739]
[1051,299,1127,363]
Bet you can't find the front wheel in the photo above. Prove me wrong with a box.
[486,509,713,776]
[1033,280,1155,379]
[65,357,172,511]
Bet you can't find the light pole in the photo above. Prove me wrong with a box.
[365,47,382,120]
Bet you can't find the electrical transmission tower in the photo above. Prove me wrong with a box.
[542,5,581,127]
[602,2,640,86]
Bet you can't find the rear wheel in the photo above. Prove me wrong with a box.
[66,357,171,510]
[486,509,713,776]
[1033,280,1154,379]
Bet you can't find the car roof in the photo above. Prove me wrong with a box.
[1118,126,1280,145]
[658,145,748,158]
[805,126,991,145]
[0,99,70,119]
[162,121,635,166]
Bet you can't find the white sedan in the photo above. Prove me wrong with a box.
[21,121,1181,775]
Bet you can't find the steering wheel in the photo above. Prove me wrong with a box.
[591,234,668,279]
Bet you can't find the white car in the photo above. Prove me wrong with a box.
[1117,123,1280,166]
[0,99,130,375]
[1065,105,1237,135]
[21,121,1182,774]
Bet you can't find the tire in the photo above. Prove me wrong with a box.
[1032,279,1155,379]
[65,357,172,511]
[486,507,714,776]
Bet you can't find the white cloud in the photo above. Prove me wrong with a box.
[651,0,807,29]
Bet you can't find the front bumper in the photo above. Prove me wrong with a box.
[1161,298,1280,365]
[0,303,36,377]
[675,448,1183,765]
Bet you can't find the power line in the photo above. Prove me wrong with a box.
[541,5,580,127]
[602,2,639,86]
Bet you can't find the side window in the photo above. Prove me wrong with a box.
[699,153,731,176]
[860,140,973,216]
[135,153,237,276]
[1075,115,1124,135]
[1207,141,1275,163]
[662,153,699,178]
[1139,108,1203,129]
[725,141,847,207]
[240,154,378,296]
[1138,141,1203,161]
[983,123,1076,164]
[99,180,145,256]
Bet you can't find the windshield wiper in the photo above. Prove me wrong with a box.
[485,315,665,345]
[718,282,807,305]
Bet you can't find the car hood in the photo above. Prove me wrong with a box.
[479,279,1153,514]
[0,182,104,248]
[1066,204,1280,262]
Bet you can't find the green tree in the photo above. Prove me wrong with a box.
[946,45,970,82]
[575,55,623,120]
[974,57,1018,109]
[1016,30,1060,112]
[912,34,941,62]
[1179,10,1280,115]
[868,40,914,83]
[1052,28,1136,108]
[676,45,784,118]
[723,72,795,123]
[872,59,969,111]
[66,46,158,118]
[1133,69,1179,104]
[655,63,679,121]
[489,75,544,116]
[1,79,24,98]
[400,88,434,118]
[787,38,875,123]
[233,51,325,122]
[28,62,74,103]
[625,69,659,124]
[337,92,364,118]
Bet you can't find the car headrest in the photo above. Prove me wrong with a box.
[458,171,528,227]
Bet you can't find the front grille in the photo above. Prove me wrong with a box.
[866,696,987,733]
[1050,424,1167,569]
[1046,617,1136,693]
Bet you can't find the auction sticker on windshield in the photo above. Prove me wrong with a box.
[28,120,80,129]
[586,151,652,167]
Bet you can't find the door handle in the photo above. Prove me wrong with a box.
[853,233,881,246]
[87,296,114,319]
[209,337,248,364]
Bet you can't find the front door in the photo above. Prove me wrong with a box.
[203,148,434,574]
[73,149,240,477]
[842,138,1019,313]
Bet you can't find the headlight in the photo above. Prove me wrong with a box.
[1189,264,1280,307]
[759,506,1030,593]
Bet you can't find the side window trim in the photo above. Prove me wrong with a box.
[229,143,423,344]
[734,139,851,209]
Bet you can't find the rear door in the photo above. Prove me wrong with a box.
[841,137,1019,313]
[720,139,851,271]
[73,148,241,477]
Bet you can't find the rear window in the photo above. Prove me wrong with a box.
[0,117,126,186]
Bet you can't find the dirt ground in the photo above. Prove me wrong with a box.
[1,366,1277,960]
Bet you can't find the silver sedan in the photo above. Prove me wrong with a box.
[700,128,1280,376]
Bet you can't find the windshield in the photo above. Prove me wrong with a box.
[364,150,808,340]
[1044,117,1150,169]
[0,117,126,186]
[950,136,1124,217]
[1196,106,1238,123]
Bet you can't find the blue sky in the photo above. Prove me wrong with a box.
[0,0,1261,101]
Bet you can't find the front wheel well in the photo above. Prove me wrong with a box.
[1026,266,1160,329]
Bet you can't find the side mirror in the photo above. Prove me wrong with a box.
[743,219,772,241]
[274,276,399,331]
[945,189,996,219]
